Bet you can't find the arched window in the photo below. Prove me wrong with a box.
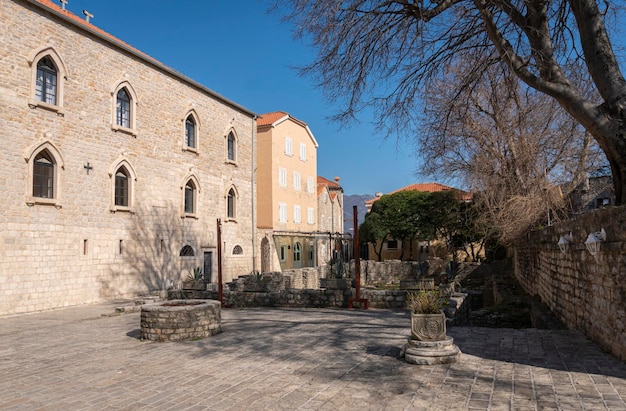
[293,242,302,262]
[227,188,236,218]
[185,116,196,148]
[35,56,57,105]
[114,167,129,207]
[184,180,196,214]
[33,150,54,198]
[227,131,236,161]
[232,245,243,255]
[116,88,131,128]
[179,245,195,256]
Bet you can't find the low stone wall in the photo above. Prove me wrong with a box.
[168,288,472,323]
[514,205,626,361]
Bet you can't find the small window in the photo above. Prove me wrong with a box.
[278,167,287,187]
[232,245,243,255]
[116,88,131,128]
[307,176,314,193]
[184,180,196,214]
[227,188,236,218]
[285,137,293,156]
[307,207,314,224]
[33,150,54,198]
[293,242,302,262]
[227,132,236,161]
[114,167,129,207]
[280,245,288,261]
[294,205,301,223]
[185,116,196,148]
[299,143,306,161]
[279,203,287,222]
[35,56,57,105]
[293,172,301,191]
[308,244,314,260]
[179,245,195,256]
[387,239,398,250]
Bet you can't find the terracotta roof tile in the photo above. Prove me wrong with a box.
[30,0,255,116]
[317,176,340,188]
[34,0,154,62]
[365,182,472,204]
[257,111,289,127]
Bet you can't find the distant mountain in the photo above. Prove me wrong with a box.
[343,194,373,234]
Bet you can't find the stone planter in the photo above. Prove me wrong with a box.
[404,311,460,365]
[410,311,446,341]
[320,278,351,290]
[182,280,205,291]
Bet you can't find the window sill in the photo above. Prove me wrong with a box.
[225,160,237,166]
[181,213,198,219]
[111,124,138,137]
[183,147,199,155]
[224,218,237,223]
[110,206,134,214]
[28,100,64,116]
[26,197,62,209]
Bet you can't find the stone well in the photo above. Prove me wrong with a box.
[140,299,221,342]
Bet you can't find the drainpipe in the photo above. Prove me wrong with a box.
[251,115,257,272]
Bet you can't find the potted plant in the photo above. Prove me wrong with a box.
[406,289,448,341]
[182,267,205,290]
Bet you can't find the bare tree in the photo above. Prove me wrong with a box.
[419,63,605,242]
[276,0,626,203]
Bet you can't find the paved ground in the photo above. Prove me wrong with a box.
[1,303,626,411]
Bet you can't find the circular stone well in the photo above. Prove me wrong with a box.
[140,299,221,342]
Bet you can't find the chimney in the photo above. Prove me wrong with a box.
[334,176,340,183]
[375,192,383,198]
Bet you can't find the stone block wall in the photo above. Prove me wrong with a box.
[0,1,255,315]
[514,206,626,361]
[171,288,472,316]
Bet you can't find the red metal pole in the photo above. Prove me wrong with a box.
[353,205,361,301]
[217,218,223,304]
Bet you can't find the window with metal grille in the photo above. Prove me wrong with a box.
[227,132,236,161]
[179,245,194,256]
[116,88,131,128]
[185,116,196,148]
[184,181,195,214]
[36,56,57,105]
[114,167,129,206]
[227,188,236,218]
[33,151,54,198]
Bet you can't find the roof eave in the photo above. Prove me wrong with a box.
[25,0,257,118]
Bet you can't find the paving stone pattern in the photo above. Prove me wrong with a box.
[1,303,626,410]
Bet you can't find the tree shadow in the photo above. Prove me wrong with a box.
[99,202,208,299]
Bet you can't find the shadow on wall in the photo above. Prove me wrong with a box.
[100,202,204,298]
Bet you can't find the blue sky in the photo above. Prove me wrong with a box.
[58,0,420,196]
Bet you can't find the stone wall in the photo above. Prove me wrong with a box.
[355,259,447,285]
[171,288,472,316]
[513,206,626,361]
[0,1,255,315]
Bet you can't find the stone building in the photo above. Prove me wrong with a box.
[0,0,256,315]
[317,176,346,265]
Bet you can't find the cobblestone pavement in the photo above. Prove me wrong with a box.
[1,303,626,410]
